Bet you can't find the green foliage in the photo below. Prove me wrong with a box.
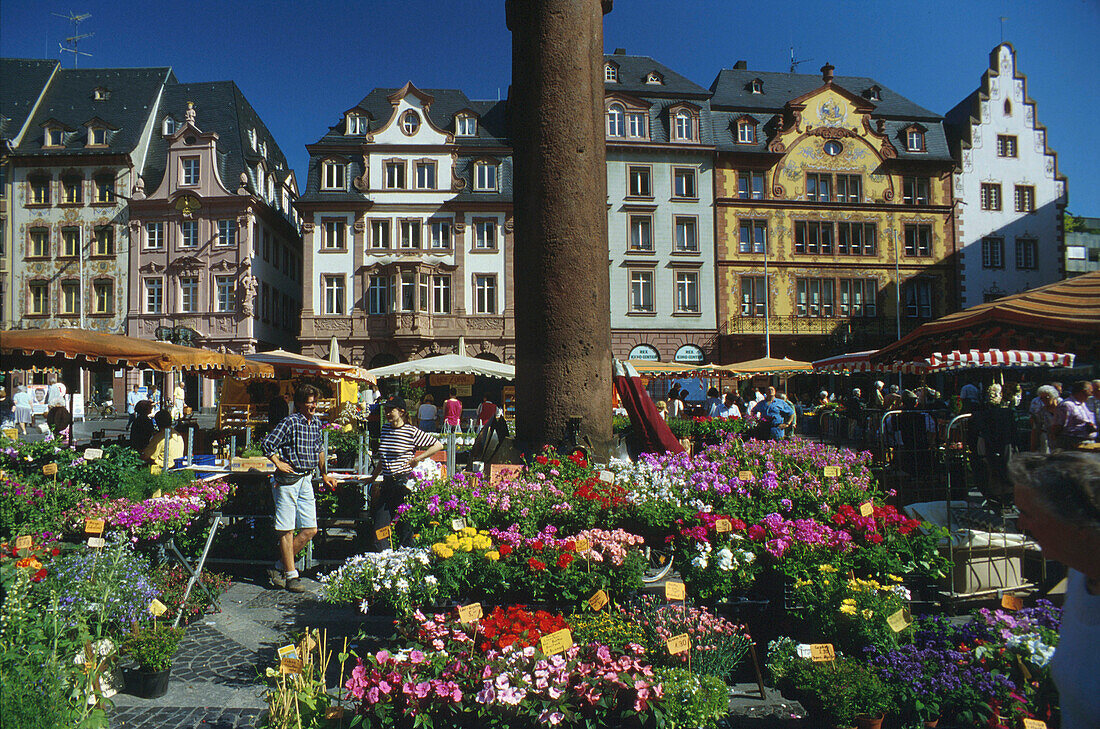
[121,623,186,671]
[766,639,892,727]
[665,417,692,439]
[568,610,646,653]
[653,667,730,729]
[151,565,231,625]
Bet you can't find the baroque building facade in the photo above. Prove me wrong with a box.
[710,62,958,362]
[296,83,513,367]
[945,43,1067,308]
[603,51,717,366]
[126,84,301,407]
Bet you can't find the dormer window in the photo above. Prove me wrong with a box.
[646,72,663,85]
[866,85,881,101]
[401,110,420,135]
[673,109,695,142]
[750,79,764,94]
[93,87,110,101]
[905,126,926,152]
[474,161,498,192]
[322,160,347,191]
[736,119,756,144]
[88,127,107,147]
[258,140,268,158]
[627,111,646,138]
[604,64,618,83]
[248,128,257,149]
[45,127,64,148]
[163,116,177,135]
[456,114,477,136]
[607,104,625,137]
[347,114,368,135]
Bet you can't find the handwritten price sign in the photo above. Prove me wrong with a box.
[539,629,573,655]
[860,501,874,517]
[737,470,754,481]
[598,470,615,483]
[86,537,105,549]
[83,448,103,460]
[664,580,686,601]
[149,599,168,617]
[714,518,732,533]
[1001,593,1024,611]
[574,538,590,553]
[666,633,691,655]
[451,518,467,531]
[810,643,836,662]
[42,463,58,476]
[823,466,840,478]
[588,590,609,611]
[14,535,32,551]
[887,608,910,633]
[84,518,105,535]
[458,602,483,624]
[1022,720,1047,729]
[375,525,393,541]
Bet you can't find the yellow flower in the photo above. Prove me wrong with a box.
[822,579,829,586]
[429,521,440,527]
[479,530,489,535]
[841,598,857,606]
[445,534,459,547]
[472,535,492,550]
[462,526,477,537]
[794,578,812,588]
[839,603,857,615]
[818,564,837,574]
[861,609,874,620]
[431,543,454,559]
[485,551,500,561]
[888,574,903,583]
[457,537,474,552]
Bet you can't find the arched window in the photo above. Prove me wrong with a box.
[607,104,625,137]
[674,110,693,141]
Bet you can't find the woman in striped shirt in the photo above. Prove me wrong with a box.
[369,397,443,549]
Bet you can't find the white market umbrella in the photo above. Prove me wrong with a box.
[367,353,515,381]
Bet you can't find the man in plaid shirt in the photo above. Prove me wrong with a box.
[262,384,337,592]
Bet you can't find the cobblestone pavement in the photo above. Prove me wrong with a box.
[110,707,264,729]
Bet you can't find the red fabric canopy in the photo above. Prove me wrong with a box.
[613,361,685,455]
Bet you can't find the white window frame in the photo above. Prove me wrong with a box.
[430,220,452,250]
[414,161,436,190]
[906,129,924,152]
[474,219,497,250]
[627,111,646,138]
[322,161,347,190]
[473,274,497,314]
[981,237,1005,269]
[457,115,477,136]
[146,221,164,250]
[322,220,347,250]
[604,64,618,83]
[46,127,64,147]
[179,220,198,249]
[627,166,651,198]
[145,277,164,314]
[674,271,699,313]
[607,104,625,137]
[474,162,498,192]
[737,121,754,144]
[629,215,653,251]
[629,270,654,313]
[674,217,698,253]
[368,275,389,314]
[401,111,420,135]
[399,220,422,250]
[323,274,346,315]
[217,219,237,248]
[384,161,406,190]
[432,274,451,314]
[347,115,367,135]
[181,157,200,186]
[1015,237,1038,270]
[214,275,235,313]
[179,276,198,313]
[370,219,391,249]
[674,110,693,141]
[673,167,697,199]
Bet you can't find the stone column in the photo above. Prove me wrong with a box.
[507,0,613,457]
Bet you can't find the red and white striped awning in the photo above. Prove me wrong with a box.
[812,351,931,374]
[926,349,1075,370]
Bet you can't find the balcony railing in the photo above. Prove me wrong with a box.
[720,315,923,350]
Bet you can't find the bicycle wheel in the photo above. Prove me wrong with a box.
[641,545,674,584]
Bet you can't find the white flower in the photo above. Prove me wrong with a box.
[425,575,438,586]
[359,599,370,614]
[717,548,734,571]
[692,553,709,569]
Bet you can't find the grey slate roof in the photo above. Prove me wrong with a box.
[709,68,939,119]
[14,66,176,157]
[141,80,293,196]
[708,68,952,161]
[603,53,710,98]
[0,59,59,144]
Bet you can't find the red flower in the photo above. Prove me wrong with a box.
[498,544,513,557]
[556,553,574,569]
[31,568,47,583]
[528,558,546,571]
[531,540,545,552]
[535,455,549,465]
[50,547,60,556]
[867,532,883,544]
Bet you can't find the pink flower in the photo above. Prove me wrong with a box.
[409,649,425,664]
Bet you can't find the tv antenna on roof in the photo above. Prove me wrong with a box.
[54,10,93,68]
[789,46,812,74]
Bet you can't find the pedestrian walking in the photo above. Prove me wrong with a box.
[126,384,142,428]
[12,385,33,436]
[443,389,462,433]
[262,385,337,592]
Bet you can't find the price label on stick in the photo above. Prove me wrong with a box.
[860,501,874,517]
[715,518,732,534]
[280,657,303,674]
[539,628,573,655]
[451,517,467,531]
[598,470,614,483]
[458,602,483,624]
[324,707,345,721]
[14,535,32,551]
[375,525,392,541]
[84,518,105,535]
[666,633,691,655]
[887,608,910,633]
[1001,593,1024,611]
[149,599,168,617]
[277,645,298,661]
[737,470,754,481]
[588,590,609,611]
[87,537,105,549]
[574,538,590,553]
[42,463,58,476]
[823,466,840,478]
[1023,720,1047,729]
[664,580,686,601]
[810,643,836,662]
[83,448,103,461]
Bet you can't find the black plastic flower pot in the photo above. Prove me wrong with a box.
[129,666,171,699]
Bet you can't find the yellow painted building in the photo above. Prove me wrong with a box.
[709,63,957,363]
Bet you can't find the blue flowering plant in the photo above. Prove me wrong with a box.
[973,601,1061,721]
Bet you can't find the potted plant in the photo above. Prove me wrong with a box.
[789,654,892,729]
[121,623,186,698]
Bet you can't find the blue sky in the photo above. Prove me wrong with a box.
[3,0,1097,216]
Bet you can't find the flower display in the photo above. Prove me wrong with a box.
[318,547,438,614]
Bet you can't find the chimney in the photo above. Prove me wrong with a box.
[821,62,835,84]
[613,47,626,55]
[733,60,747,70]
